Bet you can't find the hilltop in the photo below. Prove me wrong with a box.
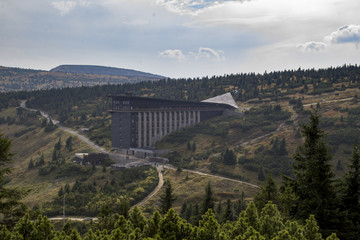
[50,65,165,79]
[0,65,165,92]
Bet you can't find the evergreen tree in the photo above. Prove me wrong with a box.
[129,206,146,231]
[292,111,337,230]
[38,154,45,166]
[223,148,237,165]
[191,203,200,225]
[28,158,34,169]
[258,165,266,181]
[185,203,192,222]
[215,201,223,221]
[336,159,343,171]
[187,142,191,151]
[0,133,27,227]
[192,142,196,152]
[279,137,287,155]
[202,181,215,214]
[255,174,278,210]
[342,145,360,227]
[222,199,235,222]
[278,183,298,218]
[65,136,73,151]
[159,180,176,214]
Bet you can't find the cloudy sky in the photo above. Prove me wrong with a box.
[0,0,359,78]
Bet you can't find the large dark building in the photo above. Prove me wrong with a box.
[109,93,238,155]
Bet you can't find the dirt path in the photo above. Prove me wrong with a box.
[20,101,259,209]
[21,100,107,153]
[133,166,164,208]
[48,217,98,222]
[163,165,259,189]
[303,97,353,107]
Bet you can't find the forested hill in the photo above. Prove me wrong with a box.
[50,65,165,79]
[1,64,359,109]
[0,65,164,92]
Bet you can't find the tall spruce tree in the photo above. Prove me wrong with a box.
[342,145,360,226]
[159,180,176,214]
[0,133,27,227]
[292,111,337,230]
[202,181,215,214]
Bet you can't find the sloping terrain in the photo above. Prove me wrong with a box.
[0,65,163,92]
[50,65,165,79]
[1,64,360,216]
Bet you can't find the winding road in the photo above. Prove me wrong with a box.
[163,165,259,189]
[21,100,107,153]
[19,100,262,209]
[132,166,164,208]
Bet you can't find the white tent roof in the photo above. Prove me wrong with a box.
[201,92,238,109]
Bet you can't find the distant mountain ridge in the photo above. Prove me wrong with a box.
[50,65,165,79]
[0,65,165,92]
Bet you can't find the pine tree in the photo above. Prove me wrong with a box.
[258,165,266,181]
[254,174,278,210]
[65,136,73,151]
[223,199,235,222]
[292,111,337,230]
[180,202,187,219]
[38,154,45,166]
[202,181,215,214]
[28,158,34,169]
[342,145,360,225]
[0,133,27,227]
[187,142,191,151]
[159,180,176,214]
[192,142,196,152]
[279,137,287,155]
[223,148,237,165]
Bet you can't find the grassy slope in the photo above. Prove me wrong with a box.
[2,81,360,215]
[1,107,260,213]
[141,168,259,215]
[1,124,95,207]
[156,86,360,184]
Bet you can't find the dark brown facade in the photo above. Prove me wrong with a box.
[109,95,235,150]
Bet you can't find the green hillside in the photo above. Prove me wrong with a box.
[50,65,165,79]
[0,65,161,92]
[1,64,360,238]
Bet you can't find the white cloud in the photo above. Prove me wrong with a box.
[159,49,186,61]
[156,0,241,15]
[52,1,77,15]
[195,47,225,61]
[297,41,327,52]
[160,47,225,62]
[325,25,360,44]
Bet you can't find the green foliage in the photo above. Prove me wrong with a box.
[1,200,339,240]
[0,133,28,227]
[341,145,360,227]
[223,148,237,165]
[159,180,176,214]
[254,175,279,210]
[202,181,215,214]
[42,166,158,217]
[292,111,337,230]
[65,136,73,151]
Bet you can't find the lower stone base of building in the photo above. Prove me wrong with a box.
[112,147,170,159]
